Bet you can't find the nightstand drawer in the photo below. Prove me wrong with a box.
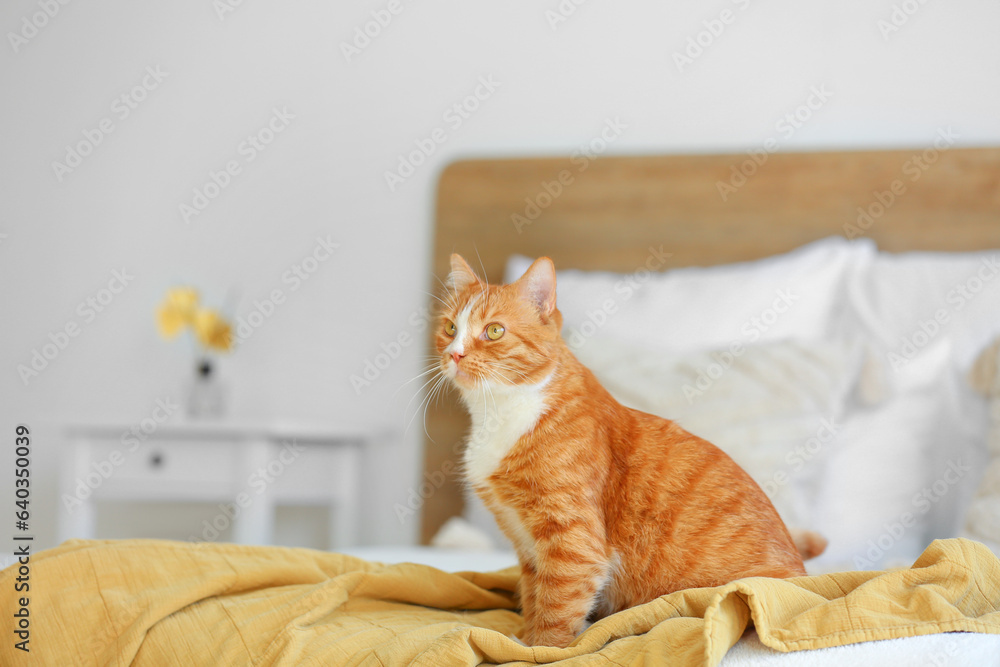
[87,439,239,498]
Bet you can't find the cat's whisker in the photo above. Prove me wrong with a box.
[432,272,449,290]
[428,373,457,434]
[411,366,446,412]
[479,381,488,431]
[484,374,500,418]
[483,367,506,390]
[471,247,492,312]
[488,367,527,387]
[401,368,446,425]
[418,376,443,431]
[425,371,456,430]
[491,363,532,383]
[391,364,444,403]
[473,247,490,290]
[405,372,448,438]
[436,266,460,304]
[478,371,508,431]
[416,358,443,366]
[423,290,449,308]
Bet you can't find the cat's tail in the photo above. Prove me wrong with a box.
[790,529,828,561]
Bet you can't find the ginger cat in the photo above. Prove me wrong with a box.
[436,254,826,648]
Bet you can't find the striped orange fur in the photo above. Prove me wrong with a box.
[435,254,823,648]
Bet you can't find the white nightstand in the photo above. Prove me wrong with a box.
[58,421,366,549]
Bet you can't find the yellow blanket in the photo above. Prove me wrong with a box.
[3,538,999,666]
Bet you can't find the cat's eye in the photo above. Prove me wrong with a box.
[485,323,505,340]
[444,320,457,337]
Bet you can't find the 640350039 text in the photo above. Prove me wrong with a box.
[12,424,33,653]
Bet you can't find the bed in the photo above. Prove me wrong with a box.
[5,148,1000,666]
[417,148,1000,662]
[4,537,1000,665]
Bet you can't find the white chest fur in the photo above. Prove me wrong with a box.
[460,377,550,488]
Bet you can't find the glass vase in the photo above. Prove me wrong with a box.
[187,357,226,419]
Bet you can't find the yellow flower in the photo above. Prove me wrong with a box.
[193,308,232,352]
[156,287,200,339]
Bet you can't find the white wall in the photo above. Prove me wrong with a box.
[1,0,998,551]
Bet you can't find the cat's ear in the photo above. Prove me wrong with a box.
[448,254,481,292]
[516,257,557,318]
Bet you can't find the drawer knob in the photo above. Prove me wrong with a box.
[149,452,165,468]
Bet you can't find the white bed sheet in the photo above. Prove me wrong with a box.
[721,628,1000,667]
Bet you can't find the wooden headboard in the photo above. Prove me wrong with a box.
[421,147,1000,543]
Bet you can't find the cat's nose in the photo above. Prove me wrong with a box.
[451,351,465,364]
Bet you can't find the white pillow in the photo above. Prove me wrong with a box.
[836,248,1000,557]
[846,249,1000,376]
[505,236,873,353]
[812,377,987,569]
[960,337,1000,556]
